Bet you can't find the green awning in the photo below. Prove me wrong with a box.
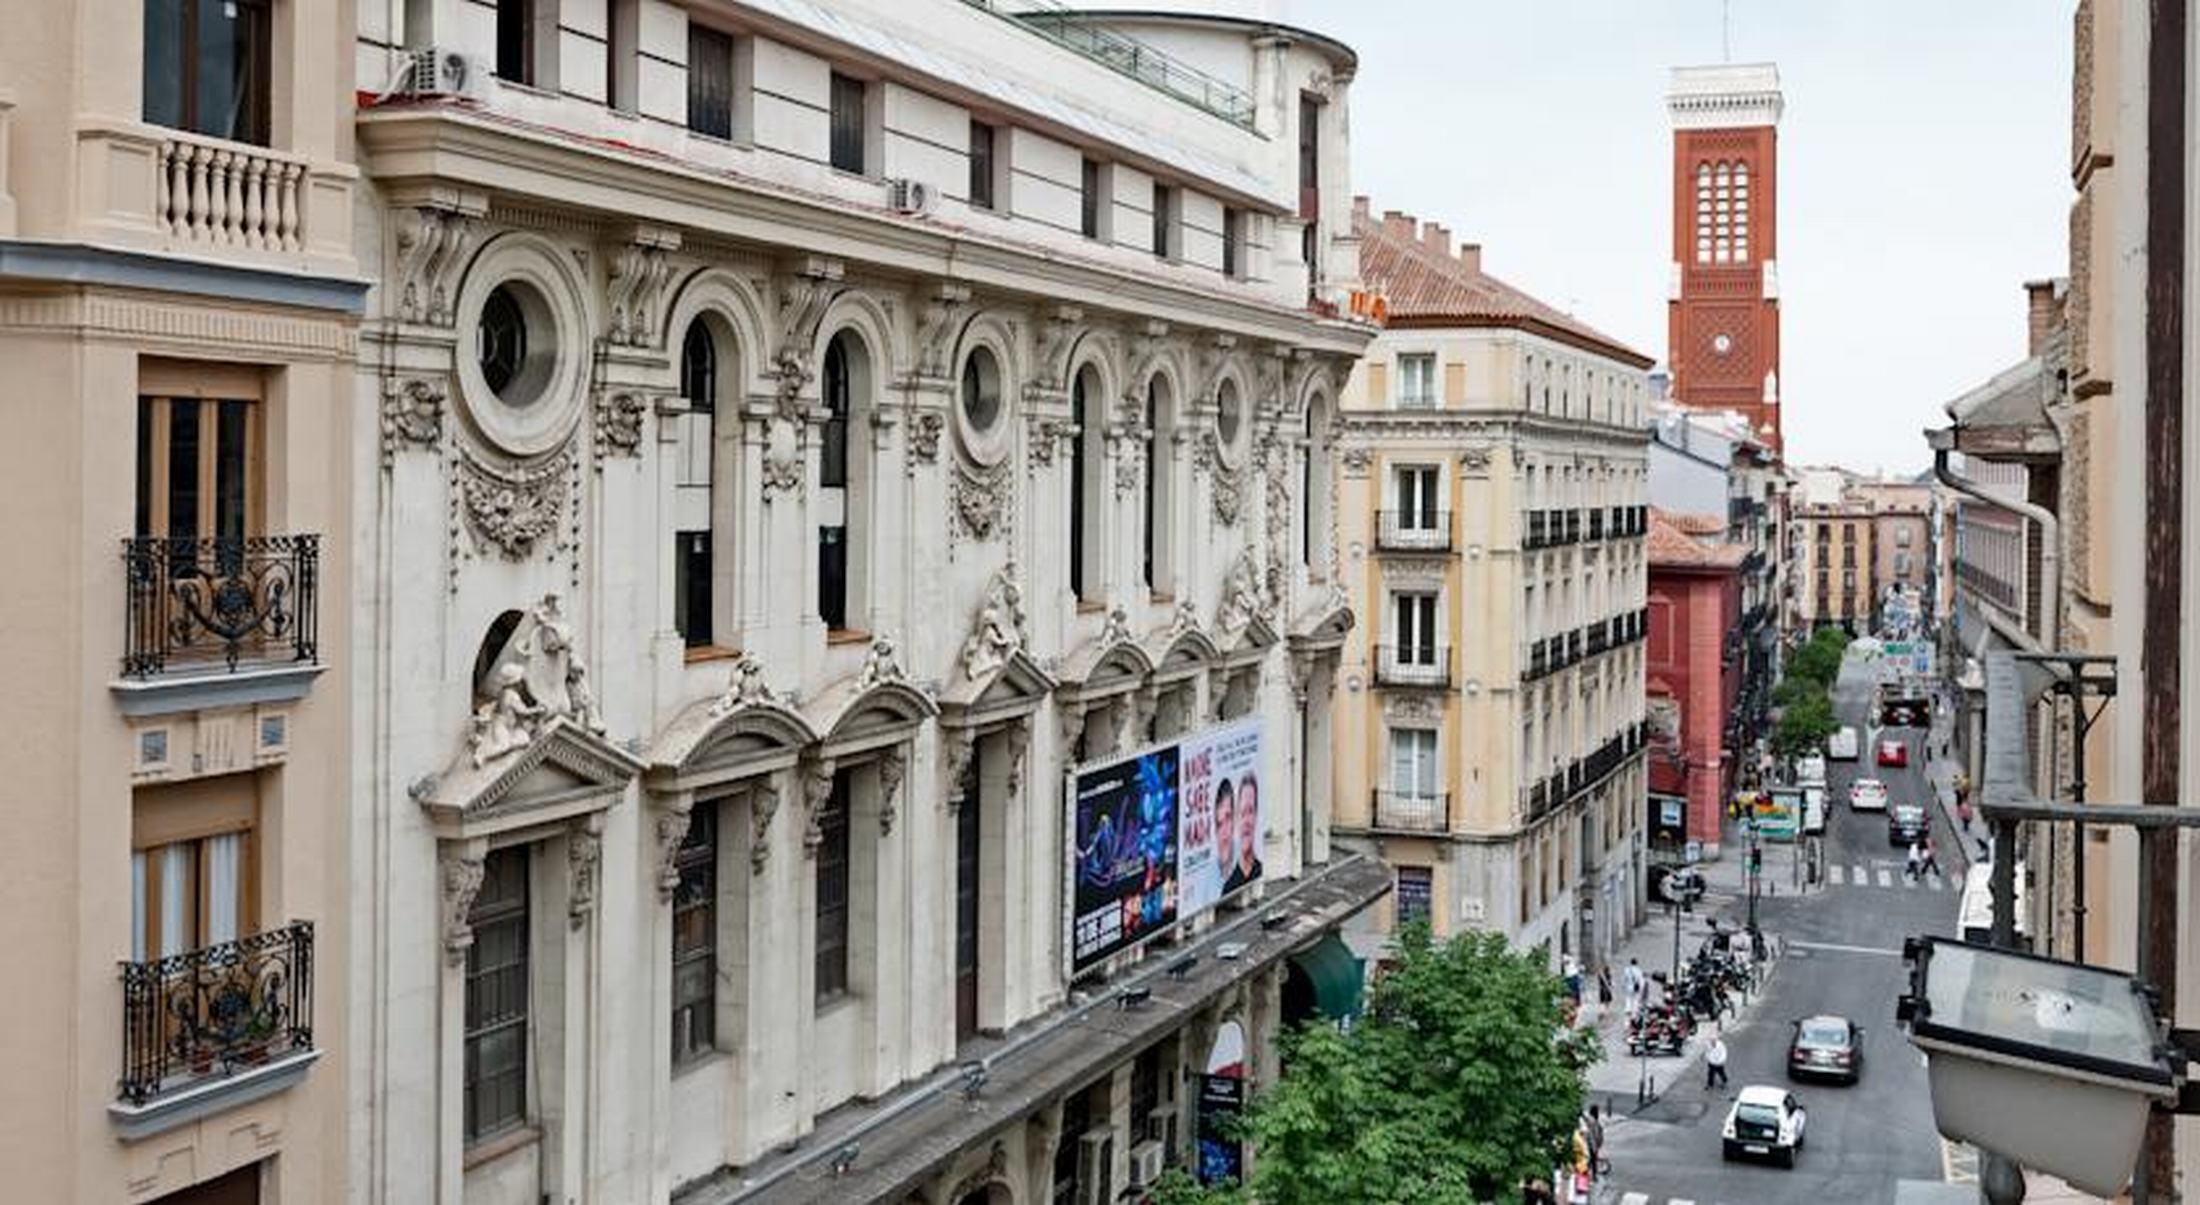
[1289,933,1366,1022]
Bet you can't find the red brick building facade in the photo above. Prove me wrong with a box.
[1646,511,1747,852]
[1666,64,1785,454]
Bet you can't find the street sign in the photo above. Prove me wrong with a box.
[1886,641,1912,656]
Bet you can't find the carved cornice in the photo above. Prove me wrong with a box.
[771,257,845,421]
[604,226,680,347]
[439,848,485,966]
[395,201,483,327]
[878,745,906,835]
[911,282,975,382]
[800,757,837,856]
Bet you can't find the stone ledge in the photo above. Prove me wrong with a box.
[110,663,325,718]
[107,1047,321,1143]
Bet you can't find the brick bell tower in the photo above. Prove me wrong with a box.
[1666,63,1784,454]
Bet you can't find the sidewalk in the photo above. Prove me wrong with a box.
[1919,694,1988,869]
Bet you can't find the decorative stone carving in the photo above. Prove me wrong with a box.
[709,649,783,716]
[1339,446,1373,475]
[878,745,906,835]
[654,805,694,900]
[1099,605,1133,649]
[458,446,569,561]
[951,463,1013,541]
[1122,321,1171,398]
[381,377,445,465]
[440,849,486,966]
[1210,457,1245,526]
[567,827,601,927]
[961,562,1029,682]
[949,1142,1011,1205]
[1030,306,1085,393]
[593,391,648,460]
[604,229,679,346]
[467,593,606,768]
[1027,418,1063,469]
[1460,446,1492,473]
[1168,597,1202,639]
[1113,440,1143,499]
[911,283,974,381]
[908,410,944,465]
[942,727,978,810]
[751,782,780,873]
[395,204,479,327]
[1215,552,1268,637]
[800,758,837,856]
[1111,699,1134,750]
[761,430,804,499]
[1193,334,1238,405]
[1385,693,1439,723]
[1055,705,1085,761]
[857,633,907,691]
[1003,718,1031,798]
[771,259,845,421]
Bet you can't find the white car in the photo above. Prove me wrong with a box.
[1723,1084,1808,1166]
[1849,778,1889,812]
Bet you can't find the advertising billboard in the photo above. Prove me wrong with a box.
[1069,745,1180,976]
[1177,718,1264,919]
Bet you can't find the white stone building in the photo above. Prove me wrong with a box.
[346,4,1379,1204]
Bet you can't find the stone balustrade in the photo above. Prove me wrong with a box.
[157,131,309,252]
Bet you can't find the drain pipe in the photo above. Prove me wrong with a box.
[1932,446,2058,654]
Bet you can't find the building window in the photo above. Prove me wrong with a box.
[1080,158,1103,239]
[1396,866,1434,926]
[1298,94,1322,219]
[1152,183,1177,258]
[465,846,530,1143]
[1142,375,1173,592]
[1390,728,1437,802]
[814,769,853,1003]
[494,0,536,85]
[1393,592,1437,665]
[131,825,252,961]
[968,120,996,210]
[674,322,716,647]
[1396,354,1436,408]
[1131,1047,1163,1140]
[143,0,271,144]
[671,806,717,1064]
[819,334,853,630]
[1222,207,1243,277]
[829,73,867,174]
[687,24,735,139]
[1070,366,1103,601]
[136,395,259,543]
[1895,526,1914,548]
[1395,465,1439,531]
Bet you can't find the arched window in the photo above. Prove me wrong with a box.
[819,332,854,630]
[675,320,717,646]
[1303,396,1333,570]
[1142,374,1174,594]
[1070,365,1102,601]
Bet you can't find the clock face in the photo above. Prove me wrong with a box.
[1712,333,1734,356]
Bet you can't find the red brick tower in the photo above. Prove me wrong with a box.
[1667,64,1784,454]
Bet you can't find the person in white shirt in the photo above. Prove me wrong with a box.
[1705,1031,1729,1091]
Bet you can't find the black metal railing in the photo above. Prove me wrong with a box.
[1588,508,1606,541]
[1563,509,1582,544]
[1370,790,1451,833]
[1375,510,1453,552]
[119,921,315,1106]
[1376,645,1451,688]
[122,534,320,677]
[1525,510,1550,549]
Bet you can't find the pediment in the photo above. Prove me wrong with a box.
[1288,599,1356,652]
[939,648,1058,728]
[1054,631,1154,705]
[1220,612,1281,665]
[646,694,820,792]
[1149,626,1222,682]
[804,675,940,760]
[419,718,642,840]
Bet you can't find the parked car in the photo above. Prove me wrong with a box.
[1827,726,1860,760]
[1849,778,1889,812]
[1795,753,1827,787]
[1888,803,1928,847]
[1787,1015,1864,1084]
[1801,787,1827,836]
[1877,739,1909,768]
[1722,1085,1808,1166]
[1650,864,1707,907]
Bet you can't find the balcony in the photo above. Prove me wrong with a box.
[1588,508,1606,541]
[1376,645,1451,689]
[1563,509,1582,544]
[112,922,318,1140]
[1375,510,1454,553]
[115,534,323,716]
[1524,510,1550,549]
[974,1,1258,127]
[1370,790,1451,834]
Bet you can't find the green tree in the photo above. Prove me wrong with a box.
[1178,926,1597,1205]
[1773,690,1838,757]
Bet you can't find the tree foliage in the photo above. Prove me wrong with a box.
[1174,926,1598,1205]
[1770,627,1851,757]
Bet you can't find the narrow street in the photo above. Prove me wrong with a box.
[1599,646,1968,1205]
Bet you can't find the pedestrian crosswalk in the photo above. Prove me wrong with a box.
[1823,862,1955,891]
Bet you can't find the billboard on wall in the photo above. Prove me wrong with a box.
[1177,718,1264,919]
[1068,744,1181,976]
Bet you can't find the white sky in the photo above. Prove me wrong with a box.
[1282,0,2072,476]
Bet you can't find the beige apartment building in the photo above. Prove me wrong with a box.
[1331,202,1653,967]
[0,2,362,1203]
[1790,469,1932,632]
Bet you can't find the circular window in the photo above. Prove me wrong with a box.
[961,348,1002,433]
[474,281,556,409]
[1217,379,1244,446]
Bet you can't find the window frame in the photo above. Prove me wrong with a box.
[968,120,997,211]
[1395,353,1436,408]
[670,805,719,1065]
[829,72,868,175]
[142,0,274,145]
[1395,865,1434,926]
[1393,592,1438,665]
[814,770,853,1004]
[464,846,532,1145]
[1221,206,1243,278]
[1080,157,1104,240]
[686,22,737,140]
[1151,182,1177,259]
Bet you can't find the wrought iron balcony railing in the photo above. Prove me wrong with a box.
[1375,509,1453,552]
[1376,645,1451,689]
[122,534,319,677]
[1370,790,1451,834]
[119,921,315,1106]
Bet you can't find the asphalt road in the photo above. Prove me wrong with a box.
[1599,647,1966,1205]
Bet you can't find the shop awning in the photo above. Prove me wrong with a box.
[1289,933,1366,1022]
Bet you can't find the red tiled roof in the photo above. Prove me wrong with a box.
[1649,509,1748,570]
[1667,512,1726,536]
[1355,203,1654,368]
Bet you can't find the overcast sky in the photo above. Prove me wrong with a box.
[1282,0,2071,476]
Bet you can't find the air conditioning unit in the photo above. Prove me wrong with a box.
[406,47,490,100]
[1128,1140,1166,1189]
[887,177,936,215]
[1073,1128,1114,1205]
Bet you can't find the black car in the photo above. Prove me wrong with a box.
[1787,1014,1863,1084]
[1887,803,1927,847]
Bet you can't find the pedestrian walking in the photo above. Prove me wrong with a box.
[1562,954,1583,1005]
[1922,835,1943,879]
[1597,965,1614,1008]
[1705,1032,1730,1092]
[1905,839,1922,882]
[1622,957,1645,1010]
[1583,1104,1605,1168]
